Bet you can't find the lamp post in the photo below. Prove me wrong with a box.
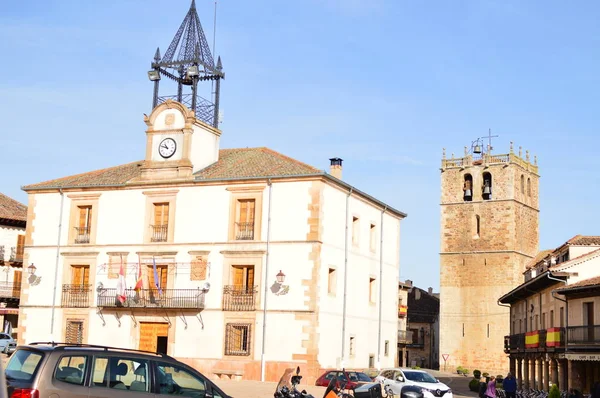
[27,263,36,276]
[276,270,285,285]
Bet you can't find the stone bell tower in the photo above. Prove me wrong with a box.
[439,137,540,374]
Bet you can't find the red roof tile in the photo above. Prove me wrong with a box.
[22,148,322,191]
[0,193,27,222]
[556,275,600,292]
[566,235,600,246]
[525,249,553,270]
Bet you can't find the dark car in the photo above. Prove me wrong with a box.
[5,342,231,398]
[315,369,373,389]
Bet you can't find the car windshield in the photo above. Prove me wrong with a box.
[403,371,438,383]
[5,349,43,382]
[338,372,372,382]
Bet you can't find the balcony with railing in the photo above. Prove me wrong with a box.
[151,224,168,242]
[504,328,565,353]
[9,246,23,263]
[235,222,255,240]
[222,285,257,311]
[398,329,413,344]
[567,325,600,346]
[62,284,92,308]
[0,282,21,299]
[97,288,205,309]
[74,227,90,244]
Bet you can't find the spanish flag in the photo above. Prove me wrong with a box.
[134,255,143,292]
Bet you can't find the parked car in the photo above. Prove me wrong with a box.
[374,368,453,398]
[0,334,15,356]
[315,369,373,389]
[5,342,231,398]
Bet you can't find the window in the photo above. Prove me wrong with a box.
[64,266,91,307]
[352,217,359,246]
[369,278,376,303]
[156,362,206,397]
[384,340,389,356]
[349,336,355,357]
[542,312,546,329]
[92,357,149,391]
[5,350,43,382]
[482,172,492,200]
[328,268,336,295]
[65,320,84,344]
[527,177,531,197]
[519,319,522,333]
[550,310,554,328]
[148,263,168,297]
[370,224,377,252]
[15,235,25,261]
[463,174,473,201]
[475,215,481,237]
[55,355,87,385]
[151,203,169,242]
[560,307,564,327]
[225,323,251,356]
[75,206,92,244]
[235,199,255,240]
[520,175,525,193]
[368,355,375,368]
[411,328,419,344]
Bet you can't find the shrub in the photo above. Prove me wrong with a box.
[469,379,481,392]
[412,366,421,370]
[549,384,560,398]
[473,370,481,379]
[462,369,469,376]
[457,366,464,374]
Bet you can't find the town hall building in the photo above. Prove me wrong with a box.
[17,1,406,383]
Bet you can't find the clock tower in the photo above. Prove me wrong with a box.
[139,0,224,181]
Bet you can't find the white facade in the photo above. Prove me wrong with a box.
[20,100,406,383]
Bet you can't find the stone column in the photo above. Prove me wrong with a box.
[537,358,543,390]
[544,358,550,391]
[551,358,559,387]
[524,358,530,390]
[510,357,516,378]
[558,360,565,392]
[518,358,523,390]
[530,358,536,390]
[567,359,573,392]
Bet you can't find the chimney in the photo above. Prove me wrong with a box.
[428,287,433,294]
[329,158,343,179]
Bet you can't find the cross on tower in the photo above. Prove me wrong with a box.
[147,0,224,128]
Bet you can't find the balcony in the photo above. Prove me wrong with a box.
[62,284,91,308]
[504,328,565,353]
[74,227,90,244]
[9,247,23,263]
[235,222,254,240]
[567,325,600,346]
[97,288,205,309]
[222,285,257,311]
[398,330,413,344]
[0,282,21,299]
[151,224,168,242]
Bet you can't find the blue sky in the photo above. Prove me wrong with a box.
[2,0,600,291]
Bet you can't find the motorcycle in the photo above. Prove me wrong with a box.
[274,366,315,398]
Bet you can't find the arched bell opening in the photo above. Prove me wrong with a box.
[482,172,492,200]
[463,174,473,201]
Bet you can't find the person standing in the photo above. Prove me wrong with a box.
[503,373,517,398]
[485,376,497,398]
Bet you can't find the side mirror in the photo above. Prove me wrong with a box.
[397,376,404,382]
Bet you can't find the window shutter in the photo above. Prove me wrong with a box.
[16,235,25,255]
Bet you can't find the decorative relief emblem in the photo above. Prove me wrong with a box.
[165,113,175,126]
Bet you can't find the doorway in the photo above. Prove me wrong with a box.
[139,322,169,354]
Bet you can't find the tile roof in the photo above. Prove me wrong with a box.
[550,247,600,272]
[0,193,27,222]
[555,275,600,293]
[22,148,323,191]
[525,249,553,270]
[566,235,600,246]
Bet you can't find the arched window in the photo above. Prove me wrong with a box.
[476,214,481,237]
[520,175,525,193]
[527,178,531,197]
[463,174,473,201]
[482,172,492,200]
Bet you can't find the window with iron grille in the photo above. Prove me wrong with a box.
[66,320,83,344]
[224,323,251,356]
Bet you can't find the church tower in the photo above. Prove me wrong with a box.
[139,0,224,182]
[439,137,540,373]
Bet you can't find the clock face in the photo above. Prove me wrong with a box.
[158,138,177,159]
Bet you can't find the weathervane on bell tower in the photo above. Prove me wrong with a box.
[147,0,224,128]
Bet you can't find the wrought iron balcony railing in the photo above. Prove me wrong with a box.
[97,288,205,309]
[504,328,565,352]
[151,224,168,242]
[235,222,255,240]
[222,285,257,311]
[9,247,23,263]
[398,330,413,344]
[0,282,21,299]
[567,325,600,345]
[74,226,91,244]
[62,284,91,308]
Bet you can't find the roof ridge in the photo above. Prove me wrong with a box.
[258,147,322,172]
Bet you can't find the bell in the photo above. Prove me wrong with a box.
[483,185,491,195]
[464,189,472,198]
[473,144,482,154]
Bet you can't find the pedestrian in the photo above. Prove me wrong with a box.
[479,378,488,398]
[503,372,517,398]
[485,376,497,398]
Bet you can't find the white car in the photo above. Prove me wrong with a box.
[374,368,453,398]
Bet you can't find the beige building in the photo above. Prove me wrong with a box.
[439,143,539,374]
[500,235,600,393]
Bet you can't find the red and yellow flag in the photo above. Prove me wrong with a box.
[134,255,143,292]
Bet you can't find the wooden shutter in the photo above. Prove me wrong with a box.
[232,267,244,288]
[148,265,167,292]
[238,200,255,223]
[79,206,91,229]
[12,271,22,297]
[82,266,90,286]
[154,203,169,226]
[66,320,83,344]
[16,235,25,256]
[246,267,254,288]
[71,266,82,285]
